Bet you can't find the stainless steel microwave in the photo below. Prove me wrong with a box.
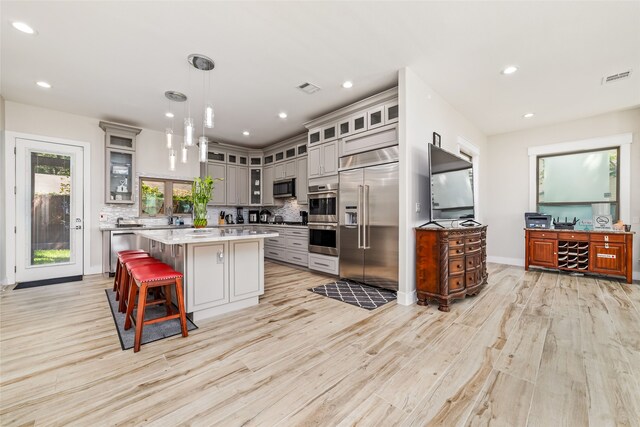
[274,178,295,199]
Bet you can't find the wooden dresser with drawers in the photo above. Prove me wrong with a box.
[524,228,634,283]
[415,226,488,312]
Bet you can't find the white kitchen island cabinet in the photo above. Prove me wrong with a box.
[135,228,278,322]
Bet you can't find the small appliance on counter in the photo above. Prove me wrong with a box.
[248,210,259,224]
[236,207,244,224]
[553,217,577,230]
[300,211,308,225]
[259,209,271,224]
[524,212,552,229]
[274,215,284,224]
[225,213,234,224]
[219,211,226,225]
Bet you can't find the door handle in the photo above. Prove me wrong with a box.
[364,184,370,249]
[75,225,83,230]
[357,185,363,249]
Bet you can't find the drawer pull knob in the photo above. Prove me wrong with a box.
[457,265,462,269]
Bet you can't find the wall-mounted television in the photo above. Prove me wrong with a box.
[428,144,474,221]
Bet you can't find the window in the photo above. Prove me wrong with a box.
[139,177,193,217]
[537,147,619,221]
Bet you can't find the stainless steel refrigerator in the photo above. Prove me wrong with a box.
[339,147,399,291]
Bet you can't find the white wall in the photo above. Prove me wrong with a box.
[484,107,640,277]
[0,96,6,285]
[398,67,488,305]
[2,101,200,282]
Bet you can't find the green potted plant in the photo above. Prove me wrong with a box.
[191,176,222,228]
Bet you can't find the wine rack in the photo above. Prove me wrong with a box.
[557,240,589,271]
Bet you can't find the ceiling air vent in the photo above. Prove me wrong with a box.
[297,82,321,94]
[602,69,632,85]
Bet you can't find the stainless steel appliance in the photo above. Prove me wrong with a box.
[300,211,308,225]
[108,230,148,275]
[274,215,284,224]
[273,178,295,198]
[339,146,399,291]
[309,223,338,256]
[259,209,271,224]
[248,210,259,223]
[236,207,244,224]
[308,183,338,223]
[225,213,234,224]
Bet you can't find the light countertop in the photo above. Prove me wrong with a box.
[101,223,308,231]
[134,228,279,245]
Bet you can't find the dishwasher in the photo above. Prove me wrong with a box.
[108,230,149,276]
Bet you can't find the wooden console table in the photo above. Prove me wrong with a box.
[524,228,634,283]
[415,226,488,312]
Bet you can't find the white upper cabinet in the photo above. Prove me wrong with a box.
[296,157,308,204]
[367,105,385,130]
[385,102,399,124]
[308,141,337,179]
[322,124,337,143]
[207,163,226,205]
[352,112,367,134]
[263,165,274,206]
[237,167,249,205]
[308,128,322,145]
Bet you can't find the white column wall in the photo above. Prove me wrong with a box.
[397,68,488,305]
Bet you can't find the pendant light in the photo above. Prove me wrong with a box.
[169,149,176,171]
[198,136,208,163]
[166,128,173,149]
[181,143,188,164]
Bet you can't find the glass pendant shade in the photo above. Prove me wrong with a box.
[184,117,195,146]
[204,103,214,128]
[198,136,209,163]
[169,149,176,171]
[181,144,188,163]
[166,128,174,149]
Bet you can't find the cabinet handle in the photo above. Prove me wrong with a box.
[316,262,329,267]
[457,265,462,269]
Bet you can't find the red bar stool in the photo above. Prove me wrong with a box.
[118,257,164,313]
[114,253,151,303]
[124,264,188,352]
[113,250,148,291]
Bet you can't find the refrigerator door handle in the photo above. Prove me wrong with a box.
[357,184,363,249]
[364,184,370,249]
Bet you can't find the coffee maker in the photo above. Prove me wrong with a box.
[236,207,244,224]
[259,209,271,224]
[300,211,308,225]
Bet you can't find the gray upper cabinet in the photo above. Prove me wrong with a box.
[367,106,385,130]
[208,151,226,163]
[263,166,274,206]
[322,124,337,142]
[226,165,238,205]
[308,128,322,145]
[264,154,274,165]
[297,143,307,156]
[207,163,226,205]
[385,102,399,124]
[239,155,248,166]
[250,156,262,166]
[237,167,249,205]
[296,157,308,205]
[338,118,352,138]
[274,151,285,163]
[285,147,296,159]
[352,113,367,133]
[308,141,337,179]
[100,121,141,204]
[250,168,262,206]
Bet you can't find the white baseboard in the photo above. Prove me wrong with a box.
[397,289,417,306]
[85,265,102,276]
[487,256,525,267]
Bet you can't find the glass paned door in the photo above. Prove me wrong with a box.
[16,139,84,283]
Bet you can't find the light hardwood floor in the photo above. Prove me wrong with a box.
[1,262,639,426]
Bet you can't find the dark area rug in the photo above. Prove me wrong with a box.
[105,289,197,351]
[309,281,396,310]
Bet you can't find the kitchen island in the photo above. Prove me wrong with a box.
[135,228,279,321]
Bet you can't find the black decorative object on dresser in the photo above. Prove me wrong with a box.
[415,226,488,312]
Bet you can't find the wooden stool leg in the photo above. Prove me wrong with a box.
[124,278,138,330]
[118,267,131,313]
[174,278,188,337]
[134,282,148,353]
[113,260,120,292]
[164,284,172,316]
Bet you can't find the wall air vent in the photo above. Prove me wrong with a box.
[602,69,632,85]
[297,82,321,94]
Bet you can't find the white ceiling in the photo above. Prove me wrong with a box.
[2,1,639,147]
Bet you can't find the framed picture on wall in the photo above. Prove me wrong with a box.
[432,132,441,147]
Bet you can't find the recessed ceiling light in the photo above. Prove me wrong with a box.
[523,113,535,118]
[12,22,36,34]
[342,81,353,89]
[278,112,288,119]
[242,131,250,136]
[36,81,51,89]
[165,112,174,118]
[501,66,518,75]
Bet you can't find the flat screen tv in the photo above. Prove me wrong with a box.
[428,144,474,221]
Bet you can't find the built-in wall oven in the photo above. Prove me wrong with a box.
[308,184,338,223]
[308,223,338,256]
[308,183,338,256]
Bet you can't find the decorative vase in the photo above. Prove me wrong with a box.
[193,201,208,228]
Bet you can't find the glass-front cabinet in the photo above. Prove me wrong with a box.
[106,149,134,204]
[250,168,262,205]
[100,121,141,204]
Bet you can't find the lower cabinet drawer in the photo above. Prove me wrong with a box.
[285,236,308,250]
[590,233,626,243]
[557,232,589,241]
[449,258,465,274]
[285,228,309,238]
[308,253,339,275]
[449,274,465,293]
[265,235,285,247]
[265,247,285,261]
[465,270,478,287]
[285,250,308,267]
[449,245,465,257]
[466,254,481,269]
